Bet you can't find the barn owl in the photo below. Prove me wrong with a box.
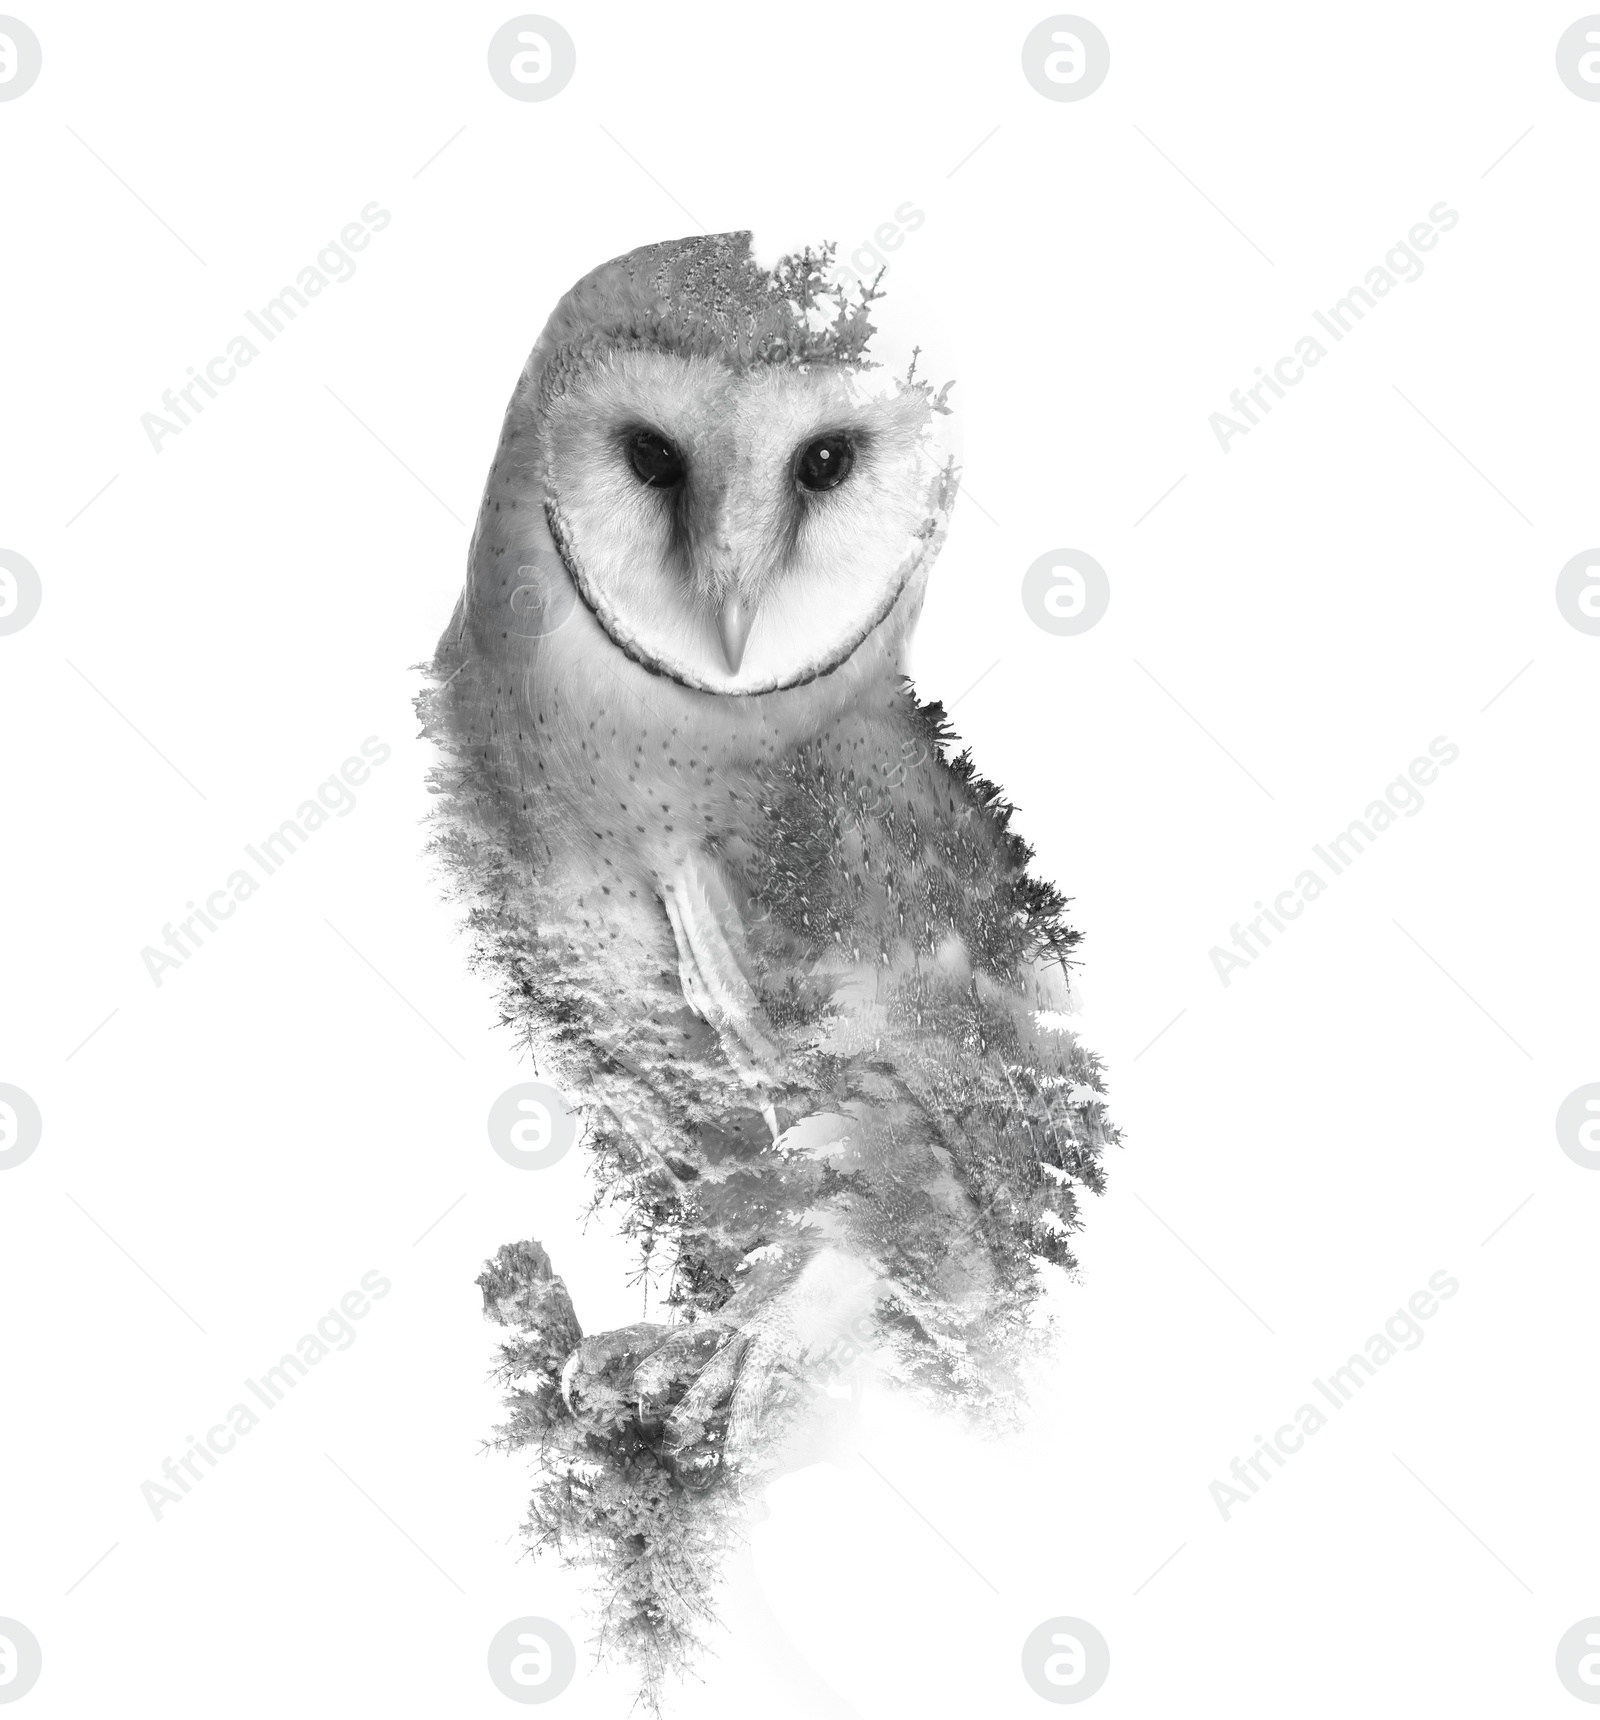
[420,232,1115,1706]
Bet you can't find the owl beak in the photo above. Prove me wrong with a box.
[717,591,753,674]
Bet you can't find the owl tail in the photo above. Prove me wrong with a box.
[477,1239,745,1712]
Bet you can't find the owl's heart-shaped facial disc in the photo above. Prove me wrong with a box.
[539,350,953,696]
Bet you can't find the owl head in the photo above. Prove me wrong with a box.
[453,233,958,718]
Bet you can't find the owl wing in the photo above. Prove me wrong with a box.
[660,849,782,1138]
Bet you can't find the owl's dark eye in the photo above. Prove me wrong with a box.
[795,434,854,492]
[626,428,685,488]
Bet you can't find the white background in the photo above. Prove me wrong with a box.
[2,3,1598,1715]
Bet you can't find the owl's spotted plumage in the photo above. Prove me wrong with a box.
[421,232,1115,1705]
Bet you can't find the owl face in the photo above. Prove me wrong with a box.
[540,348,951,695]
